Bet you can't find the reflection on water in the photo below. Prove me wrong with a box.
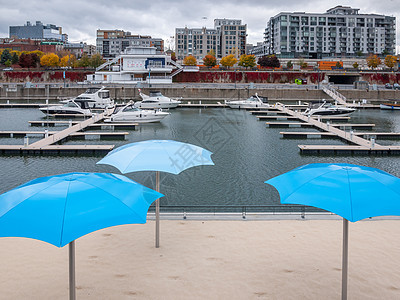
[0,107,400,207]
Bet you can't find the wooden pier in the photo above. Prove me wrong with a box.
[266,122,375,129]
[267,103,398,155]
[0,108,137,155]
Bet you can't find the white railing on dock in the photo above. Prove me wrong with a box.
[322,85,347,105]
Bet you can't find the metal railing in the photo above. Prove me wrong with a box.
[147,205,329,219]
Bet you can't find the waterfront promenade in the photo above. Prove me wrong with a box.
[0,219,399,299]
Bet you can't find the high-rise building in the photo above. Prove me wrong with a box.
[9,21,68,43]
[175,19,247,61]
[263,6,396,58]
[96,30,164,58]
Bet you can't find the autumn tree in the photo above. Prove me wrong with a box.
[220,54,237,68]
[59,55,70,67]
[40,53,60,67]
[366,54,381,69]
[258,55,280,68]
[170,52,177,62]
[384,55,397,69]
[68,55,78,68]
[352,62,359,69]
[238,54,256,69]
[203,54,217,67]
[19,53,40,68]
[30,50,44,58]
[183,55,197,66]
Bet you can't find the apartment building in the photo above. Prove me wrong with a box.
[96,30,164,58]
[263,6,396,58]
[175,19,247,61]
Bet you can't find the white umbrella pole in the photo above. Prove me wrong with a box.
[155,171,160,248]
[69,240,76,300]
[341,218,349,300]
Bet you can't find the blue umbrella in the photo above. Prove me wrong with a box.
[265,163,400,300]
[97,139,214,247]
[0,172,163,300]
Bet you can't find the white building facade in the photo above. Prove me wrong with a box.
[87,46,174,84]
[264,6,396,58]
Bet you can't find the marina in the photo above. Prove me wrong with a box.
[0,103,400,208]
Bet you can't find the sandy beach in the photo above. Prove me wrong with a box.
[1,219,400,299]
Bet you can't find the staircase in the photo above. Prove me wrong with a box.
[169,60,184,78]
[96,57,120,71]
[322,85,348,106]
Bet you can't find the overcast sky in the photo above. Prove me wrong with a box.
[0,0,398,53]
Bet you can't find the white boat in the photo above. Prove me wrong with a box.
[105,102,170,123]
[380,102,400,110]
[303,100,356,117]
[226,94,269,109]
[60,86,114,109]
[134,89,181,109]
[39,100,92,116]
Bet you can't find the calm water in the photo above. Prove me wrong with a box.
[1,106,400,208]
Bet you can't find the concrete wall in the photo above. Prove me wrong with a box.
[0,85,399,104]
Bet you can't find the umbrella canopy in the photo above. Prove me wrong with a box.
[265,163,400,300]
[97,139,214,174]
[265,163,400,222]
[97,139,214,248]
[0,172,163,248]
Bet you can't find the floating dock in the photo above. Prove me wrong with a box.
[0,108,135,155]
[267,103,398,155]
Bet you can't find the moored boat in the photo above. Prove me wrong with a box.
[303,100,356,117]
[134,89,181,109]
[39,100,92,116]
[226,94,269,109]
[60,86,114,109]
[380,102,400,110]
[105,102,170,123]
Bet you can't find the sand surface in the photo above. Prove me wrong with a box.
[1,219,400,299]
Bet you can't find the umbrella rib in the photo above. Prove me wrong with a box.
[59,180,72,248]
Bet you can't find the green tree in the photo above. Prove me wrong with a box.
[89,53,105,68]
[0,49,12,65]
[384,55,397,69]
[299,59,308,69]
[78,54,90,67]
[11,53,19,65]
[4,60,12,67]
[203,54,217,67]
[220,54,237,68]
[238,54,256,69]
[286,60,293,69]
[183,55,197,66]
[366,54,381,69]
[335,61,343,69]
[352,62,359,69]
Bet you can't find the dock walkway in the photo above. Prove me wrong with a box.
[270,103,398,154]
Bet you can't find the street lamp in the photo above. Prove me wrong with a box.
[148,67,151,87]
